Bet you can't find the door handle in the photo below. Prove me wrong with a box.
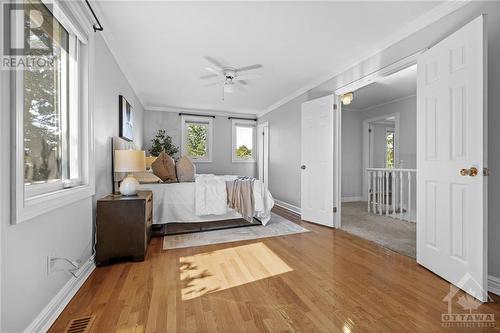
[460,167,478,177]
[300,165,306,170]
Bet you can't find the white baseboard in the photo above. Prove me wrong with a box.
[488,275,500,296]
[24,255,96,333]
[274,199,301,215]
[341,196,363,203]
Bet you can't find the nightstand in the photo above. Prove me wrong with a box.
[96,191,153,266]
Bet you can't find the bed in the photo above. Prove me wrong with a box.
[112,137,275,231]
[138,175,274,225]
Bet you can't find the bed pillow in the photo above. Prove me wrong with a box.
[132,171,162,184]
[176,155,195,182]
[151,152,178,182]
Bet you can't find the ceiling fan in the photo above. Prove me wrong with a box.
[200,56,262,100]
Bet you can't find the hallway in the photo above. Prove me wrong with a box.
[341,201,416,258]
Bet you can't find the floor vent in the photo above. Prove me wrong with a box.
[64,315,95,333]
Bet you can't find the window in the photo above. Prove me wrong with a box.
[232,119,256,163]
[385,128,395,168]
[10,0,93,222]
[181,115,213,162]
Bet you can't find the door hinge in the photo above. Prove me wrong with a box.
[333,104,338,111]
[333,207,337,213]
[368,128,372,133]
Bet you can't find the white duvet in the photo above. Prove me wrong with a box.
[138,175,274,225]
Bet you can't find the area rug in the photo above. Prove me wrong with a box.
[163,213,309,250]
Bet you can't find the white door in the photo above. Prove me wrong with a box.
[417,16,487,301]
[301,95,335,227]
[257,122,269,188]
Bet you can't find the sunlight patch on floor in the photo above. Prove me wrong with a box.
[179,242,292,300]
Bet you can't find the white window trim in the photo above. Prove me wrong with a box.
[231,119,257,163]
[180,115,213,163]
[10,0,95,224]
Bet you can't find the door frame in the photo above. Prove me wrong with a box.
[362,112,401,201]
[257,121,269,188]
[334,51,421,229]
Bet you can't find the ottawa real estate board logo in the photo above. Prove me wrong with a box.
[2,2,55,70]
[441,273,495,328]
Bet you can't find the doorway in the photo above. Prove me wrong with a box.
[333,15,488,301]
[338,64,417,258]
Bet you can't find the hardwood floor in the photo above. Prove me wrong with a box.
[49,206,500,332]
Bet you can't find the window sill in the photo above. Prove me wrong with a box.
[15,184,95,224]
[232,159,257,164]
[192,159,212,164]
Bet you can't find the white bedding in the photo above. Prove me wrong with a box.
[138,175,274,225]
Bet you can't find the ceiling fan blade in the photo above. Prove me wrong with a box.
[234,82,247,92]
[237,73,260,80]
[204,56,225,69]
[200,73,218,79]
[205,67,224,77]
[236,64,262,72]
[238,80,248,86]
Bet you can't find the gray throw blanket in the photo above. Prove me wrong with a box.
[226,176,255,222]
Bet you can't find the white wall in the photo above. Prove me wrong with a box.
[0,32,144,333]
[258,94,308,207]
[341,111,363,200]
[361,96,417,169]
[143,111,256,177]
[370,123,393,168]
[259,1,500,277]
[94,34,144,200]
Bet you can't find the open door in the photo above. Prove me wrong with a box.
[301,95,335,227]
[417,16,487,301]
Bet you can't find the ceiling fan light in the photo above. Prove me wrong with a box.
[341,92,354,105]
[224,83,234,93]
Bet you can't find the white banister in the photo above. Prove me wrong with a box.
[366,168,417,222]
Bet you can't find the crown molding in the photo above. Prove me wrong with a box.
[258,0,470,118]
[145,105,258,118]
[361,94,416,112]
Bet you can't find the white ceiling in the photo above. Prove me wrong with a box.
[95,1,442,114]
[345,64,417,111]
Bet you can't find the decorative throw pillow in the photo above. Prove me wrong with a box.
[132,171,162,184]
[176,155,195,182]
[151,152,178,182]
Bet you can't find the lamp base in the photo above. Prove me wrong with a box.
[119,174,140,196]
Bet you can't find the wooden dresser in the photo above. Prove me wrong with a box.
[96,191,153,266]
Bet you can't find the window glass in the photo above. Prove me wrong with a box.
[186,122,209,158]
[386,130,395,168]
[235,125,253,159]
[23,0,70,186]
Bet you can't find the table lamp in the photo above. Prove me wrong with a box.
[114,150,146,196]
[145,156,157,171]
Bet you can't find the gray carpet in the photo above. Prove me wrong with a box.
[163,213,309,250]
[341,201,416,258]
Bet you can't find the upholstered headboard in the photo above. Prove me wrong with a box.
[112,136,139,192]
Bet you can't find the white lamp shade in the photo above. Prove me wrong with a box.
[114,150,146,172]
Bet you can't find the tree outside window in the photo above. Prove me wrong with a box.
[186,123,208,158]
[386,130,395,168]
